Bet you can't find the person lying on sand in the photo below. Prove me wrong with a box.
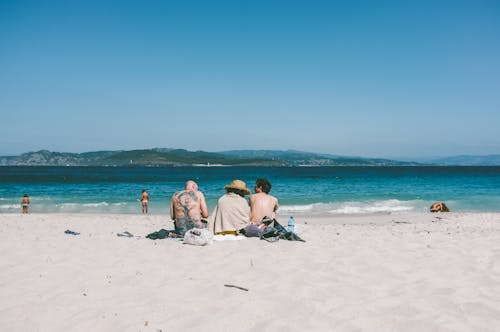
[430,202,450,212]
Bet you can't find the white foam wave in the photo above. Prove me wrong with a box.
[0,204,21,210]
[35,197,53,201]
[45,201,143,213]
[280,199,426,215]
[83,202,110,207]
[280,204,315,212]
[57,202,110,208]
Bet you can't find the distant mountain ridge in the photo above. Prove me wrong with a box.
[219,150,419,166]
[425,154,500,166]
[1,149,498,166]
[0,148,420,166]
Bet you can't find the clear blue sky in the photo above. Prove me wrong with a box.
[1,0,499,158]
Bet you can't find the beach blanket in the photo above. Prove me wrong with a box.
[213,234,247,241]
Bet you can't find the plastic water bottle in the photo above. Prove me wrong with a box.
[287,216,295,232]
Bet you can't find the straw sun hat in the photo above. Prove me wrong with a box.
[224,179,251,195]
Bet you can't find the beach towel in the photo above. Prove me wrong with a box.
[213,234,247,241]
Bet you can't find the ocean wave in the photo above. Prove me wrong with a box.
[279,204,315,212]
[279,199,427,215]
[0,204,21,210]
[31,196,53,201]
[40,201,144,213]
[56,202,130,208]
[83,202,110,207]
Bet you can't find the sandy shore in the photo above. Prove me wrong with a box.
[1,212,500,331]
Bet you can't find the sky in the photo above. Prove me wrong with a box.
[1,0,499,159]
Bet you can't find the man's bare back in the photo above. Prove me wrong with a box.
[170,181,208,234]
[249,178,279,222]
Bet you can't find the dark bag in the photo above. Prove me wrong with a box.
[241,216,275,238]
[241,224,265,237]
[260,227,281,242]
[260,219,306,243]
[146,229,171,240]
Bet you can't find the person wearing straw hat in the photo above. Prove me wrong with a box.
[208,179,251,235]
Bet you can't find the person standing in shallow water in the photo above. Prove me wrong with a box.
[21,194,30,214]
[140,189,149,214]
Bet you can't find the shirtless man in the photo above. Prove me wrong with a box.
[141,189,149,214]
[170,180,209,235]
[249,178,279,223]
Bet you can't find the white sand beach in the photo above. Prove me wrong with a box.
[1,212,500,332]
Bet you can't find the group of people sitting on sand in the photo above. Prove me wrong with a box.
[169,178,279,237]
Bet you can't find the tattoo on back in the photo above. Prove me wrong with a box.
[176,191,198,216]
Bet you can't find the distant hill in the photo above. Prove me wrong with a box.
[219,150,418,166]
[426,155,500,166]
[0,149,273,166]
[0,148,420,166]
[2,149,498,166]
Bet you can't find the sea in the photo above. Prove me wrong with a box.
[1,166,499,215]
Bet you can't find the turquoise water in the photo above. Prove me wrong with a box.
[1,166,499,215]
